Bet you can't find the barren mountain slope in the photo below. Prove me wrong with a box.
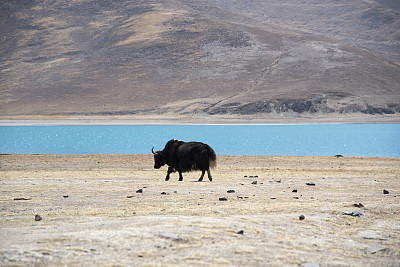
[1,0,399,120]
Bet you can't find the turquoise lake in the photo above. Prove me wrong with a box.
[0,124,399,157]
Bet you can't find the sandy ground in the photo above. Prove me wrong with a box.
[0,154,399,266]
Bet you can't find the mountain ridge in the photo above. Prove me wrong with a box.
[1,0,399,121]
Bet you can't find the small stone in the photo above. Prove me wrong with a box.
[227,190,235,193]
[216,210,225,214]
[35,215,42,221]
[367,245,386,254]
[127,195,135,198]
[292,189,298,193]
[161,192,167,195]
[251,181,257,185]
[383,189,389,194]
[14,197,30,201]
[342,211,364,217]
[299,215,305,220]
[301,263,319,267]
[306,182,316,186]
[353,203,364,208]
[219,197,228,201]
[160,233,180,240]
[63,195,69,198]
[236,230,244,235]
[136,189,143,193]
[361,230,389,240]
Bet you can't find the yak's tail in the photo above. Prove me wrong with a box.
[206,145,217,169]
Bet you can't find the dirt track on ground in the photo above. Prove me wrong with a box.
[1,154,399,266]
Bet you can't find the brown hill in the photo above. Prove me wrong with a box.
[1,0,399,121]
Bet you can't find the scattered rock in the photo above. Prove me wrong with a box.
[361,230,389,240]
[14,197,31,201]
[270,197,277,199]
[299,215,305,220]
[236,230,244,235]
[367,245,386,254]
[301,263,319,267]
[292,189,298,193]
[227,190,235,193]
[306,182,316,186]
[342,211,364,218]
[136,189,143,193]
[353,203,364,208]
[35,215,42,221]
[383,189,389,194]
[219,197,228,201]
[63,195,69,198]
[161,192,167,195]
[127,195,135,198]
[251,181,257,185]
[293,197,299,199]
[216,210,225,214]
[160,233,180,240]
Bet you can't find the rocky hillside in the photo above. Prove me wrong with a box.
[1,0,399,120]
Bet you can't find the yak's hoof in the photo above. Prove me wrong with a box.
[209,177,212,182]
[165,177,170,181]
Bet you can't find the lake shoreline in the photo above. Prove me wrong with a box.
[2,120,400,126]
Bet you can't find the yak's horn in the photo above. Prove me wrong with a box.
[151,147,155,154]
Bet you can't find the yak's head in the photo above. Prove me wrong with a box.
[152,147,165,169]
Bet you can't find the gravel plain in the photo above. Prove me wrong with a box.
[1,154,399,266]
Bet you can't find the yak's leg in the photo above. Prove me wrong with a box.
[198,170,205,182]
[165,167,174,181]
[178,171,184,181]
[207,169,212,181]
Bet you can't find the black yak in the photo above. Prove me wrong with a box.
[152,139,217,181]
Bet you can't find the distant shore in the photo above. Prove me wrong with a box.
[1,113,399,126]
